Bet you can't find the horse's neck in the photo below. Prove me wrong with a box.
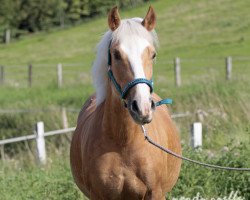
[102,85,140,145]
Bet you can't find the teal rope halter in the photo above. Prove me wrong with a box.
[107,40,172,106]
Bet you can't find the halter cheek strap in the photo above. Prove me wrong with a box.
[107,40,172,106]
[107,66,122,95]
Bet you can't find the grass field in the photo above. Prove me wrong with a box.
[0,0,250,199]
[1,0,250,65]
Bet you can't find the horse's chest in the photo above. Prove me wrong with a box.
[89,150,160,199]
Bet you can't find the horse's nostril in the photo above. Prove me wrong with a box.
[131,100,139,113]
[151,100,156,110]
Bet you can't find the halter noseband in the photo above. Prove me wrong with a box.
[107,41,153,99]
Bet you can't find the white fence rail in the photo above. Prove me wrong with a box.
[0,106,217,165]
[0,127,75,146]
[0,108,79,114]
[0,119,203,165]
[0,122,75,165]
[0,107,215,119]
[0,106,223,165]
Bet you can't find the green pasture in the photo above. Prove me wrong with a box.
[1,143,249,199]
[0,0,250,199]
[0,0,250,65]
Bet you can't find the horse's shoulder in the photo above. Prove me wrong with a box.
[77,94,97,124]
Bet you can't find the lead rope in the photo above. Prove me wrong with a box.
[141,125,250,172]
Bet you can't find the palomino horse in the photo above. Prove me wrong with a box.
[70,6,182,200]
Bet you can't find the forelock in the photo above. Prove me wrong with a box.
[111,18,158,48]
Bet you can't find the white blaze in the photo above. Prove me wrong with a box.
[120,36,152,114]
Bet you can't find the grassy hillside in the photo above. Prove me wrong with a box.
[0,0,249,145]
[0,0,250,199]
[0,0,250,65]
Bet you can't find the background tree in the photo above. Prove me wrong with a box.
[0,0,150,43]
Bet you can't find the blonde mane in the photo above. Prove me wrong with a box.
[91,18,158,106]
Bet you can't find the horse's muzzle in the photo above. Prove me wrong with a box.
[128,98,156,125]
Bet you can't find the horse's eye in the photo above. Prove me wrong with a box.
[152,52,156,59]
[113,50,121,60]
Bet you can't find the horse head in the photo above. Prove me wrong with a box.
[107,6,157,125]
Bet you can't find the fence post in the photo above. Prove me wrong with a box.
[35,121,46,166]
[28,64,32,87]
[62,107,68,129]
[174,57,181,87]
[57,63,62,88]
[0,66,4,85]
[3,29,11,44]
[0,145,5,161]
[226,56,232,80]
[190,122,202,149]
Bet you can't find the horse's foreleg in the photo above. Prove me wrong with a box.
[89,191,100,200]
[144,189,166,200]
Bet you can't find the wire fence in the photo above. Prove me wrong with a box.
[0,108,78,114]
[0,106,220,122]
[0,101,231,167]
[0,105,227,166]
[1,56,250,87]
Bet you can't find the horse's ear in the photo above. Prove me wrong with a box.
[142,6,156,31]
[108,6,121,31]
